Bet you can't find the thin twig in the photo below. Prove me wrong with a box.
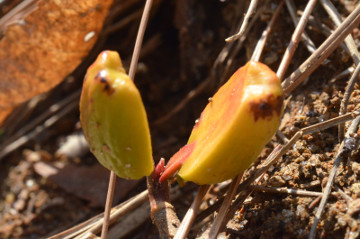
[308,196,322,210]
[107,184,188,239]
[0,0,39,30]
[276,0,317,80]
[193,181,238,230]
[309,116,360,239]
[101,171,116,239]
[152,79,209,126]
[332,66,354,81]
[285,0,318,56]
[79,191,149,239]
[251,0,285,62]
[339,63,360,140]
[128,0,153,80]
[225,0,259,42]
[49,190,149,238]
[208,174,243,239]
[335,186,352,202]
[276,130,289,143]
[101,0,153,238]
[219,4,266,86]
[282,3,360,96]
[319,0,360,64]
[249,185,323,197]
[174,185,210,239]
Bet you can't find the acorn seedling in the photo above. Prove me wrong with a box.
[79,50,154,238]
[160,61,284,185]
[80,51,153,179]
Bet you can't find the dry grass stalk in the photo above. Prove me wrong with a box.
[101,171,116,239]
[219,4,266,86]
[285,0,318,56]
[174,185,210,239]
[320,0,360,64]
[49,190,149,238]
[339,63,360,138]
[100,0,154,238]
[276,0,317,80]
[208,174,243,239]
[282,3,360,96]
[248,185,324,197]
[251,0,285,62]
[226,0,259,42]
[0,90,80,160]
[0,101,78,160]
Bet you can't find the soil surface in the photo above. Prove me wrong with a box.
[1,0,360,238]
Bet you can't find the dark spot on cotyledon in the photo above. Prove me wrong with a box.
[249,94,283,121]
[94,71,115,95]
[259,102,271,111]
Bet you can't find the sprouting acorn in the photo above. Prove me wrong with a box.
[160,61,283,185]
[80,51,153,179]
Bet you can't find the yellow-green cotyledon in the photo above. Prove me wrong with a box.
[80,51,153,179]
[160,61,283,185]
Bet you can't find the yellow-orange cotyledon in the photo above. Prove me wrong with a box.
[80,51,153,179]
[160,61,283,185]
